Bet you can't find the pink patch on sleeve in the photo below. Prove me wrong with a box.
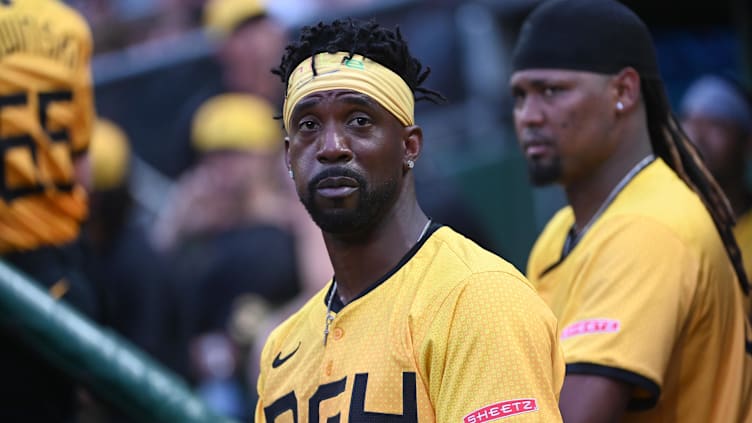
[561,318,621,340]
[463,399,538,423]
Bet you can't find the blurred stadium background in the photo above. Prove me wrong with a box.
[84,0,752,268]
[20,0,747,420]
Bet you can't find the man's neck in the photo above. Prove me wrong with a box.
[323,199,429,305]
[566,129,653,233]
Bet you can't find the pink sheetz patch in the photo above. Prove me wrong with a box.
[561,318,620,340]
[463,399,538,423]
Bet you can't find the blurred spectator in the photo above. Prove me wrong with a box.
[680,74,752,313]
[79,118,170,422]
[153,93,330,419]
[203,0,288,105]
[264,0,377,26]
[145,0,206,44]
[82,118,167,358]
[164,0,289,178]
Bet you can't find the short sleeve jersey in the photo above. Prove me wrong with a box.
[256,224,565,423]
[734,209,752,316]
[0,0,95,252]
[527,159,752,422]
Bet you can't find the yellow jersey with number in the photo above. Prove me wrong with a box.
[527,159,752,422]
[0,0,94,252]
[256,224,564,423]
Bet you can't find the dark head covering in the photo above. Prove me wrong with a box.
[512,0,660,79]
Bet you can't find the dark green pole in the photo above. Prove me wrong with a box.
[0,260,239,423]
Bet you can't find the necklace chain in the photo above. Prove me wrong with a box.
[323,219,432,346]
[563,154,655,255]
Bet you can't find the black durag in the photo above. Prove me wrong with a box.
[511,0,660,79]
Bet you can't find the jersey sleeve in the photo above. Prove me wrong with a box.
[420,272,564,423]
[560,216,697,409]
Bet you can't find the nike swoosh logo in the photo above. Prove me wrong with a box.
[272,342,301,368]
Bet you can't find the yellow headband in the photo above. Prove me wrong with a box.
[283,51,414,131]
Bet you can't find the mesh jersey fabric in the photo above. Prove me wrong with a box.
[527,158,752,422]
[256,224,564,422]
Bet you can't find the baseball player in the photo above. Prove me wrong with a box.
[255,18,565,423]
[510,0,752,421]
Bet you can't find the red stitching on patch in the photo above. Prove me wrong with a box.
[463,399,538,423]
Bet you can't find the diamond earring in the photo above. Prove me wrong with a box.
[616,101,624,111]
[407,160,415,169]
[288,169,294,179]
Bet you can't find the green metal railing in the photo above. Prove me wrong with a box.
[0,259,239,423]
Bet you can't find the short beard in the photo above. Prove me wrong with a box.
[527,157,562,186]
[300,167,399,235]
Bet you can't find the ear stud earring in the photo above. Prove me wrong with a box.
[407,160,415,169]
[616,101,624,111]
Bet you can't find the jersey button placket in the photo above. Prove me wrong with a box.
[332,326,344,340]
[321,313,340,379]
[325,360,333,376]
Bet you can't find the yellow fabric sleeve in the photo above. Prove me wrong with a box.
[420,272,564,423]
[560,216,695,395]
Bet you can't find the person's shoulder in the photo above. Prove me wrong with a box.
[429,226,525,277]
[527,205,572,269]
[419,226,541,301]
[610,159,720,245]
[262,286,329,349]
[534,206,574,245]
[414,242,557,334]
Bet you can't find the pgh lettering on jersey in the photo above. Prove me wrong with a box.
[464,399,538,423]
[256,224,565,422]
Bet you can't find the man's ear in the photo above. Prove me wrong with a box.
[403,125,423,164]
[612,67,641,114]
[284,136,292,174]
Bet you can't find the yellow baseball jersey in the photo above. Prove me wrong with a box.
[528,159,752,422]
[734,209,752,316]
[256,224,564,423]
[0,0,94,252]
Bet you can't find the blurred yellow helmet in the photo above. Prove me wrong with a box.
[90,118,131,191]
[192,93,281,154]
[203,0,267,37]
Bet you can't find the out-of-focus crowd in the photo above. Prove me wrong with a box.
[69,0,382,54]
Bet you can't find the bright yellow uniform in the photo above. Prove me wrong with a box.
[256,224,564,423]
[0,0,94,252]
[735,209,752,315]
[528,159,752,422]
